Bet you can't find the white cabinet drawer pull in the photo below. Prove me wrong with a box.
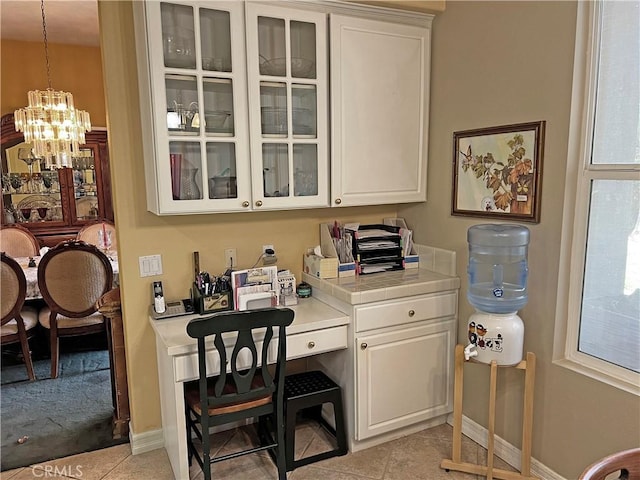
[408,310,415,317]
[307,341,316,349]
[242,201,250,208]
[360,342,368,350]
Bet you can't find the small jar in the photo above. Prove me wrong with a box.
[296,282,312,298]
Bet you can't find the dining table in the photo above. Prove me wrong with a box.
[17,252,120,301]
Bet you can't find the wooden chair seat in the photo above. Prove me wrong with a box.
[1,306,38,336]
[38,308,104,330]
[184,373,271,416]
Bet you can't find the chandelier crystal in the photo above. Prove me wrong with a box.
[14,0,91,169]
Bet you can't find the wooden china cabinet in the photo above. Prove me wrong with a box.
[1,113,113,248]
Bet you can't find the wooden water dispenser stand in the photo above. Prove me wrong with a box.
[440,344,539,480]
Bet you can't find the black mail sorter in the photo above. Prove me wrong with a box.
[283,370,348,471]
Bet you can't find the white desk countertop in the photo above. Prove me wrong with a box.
[303,268,460,305]
[149,297,350,357]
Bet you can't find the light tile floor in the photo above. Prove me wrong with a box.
[1,423,516,480]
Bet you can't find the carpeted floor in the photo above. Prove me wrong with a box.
[1,347,129,471]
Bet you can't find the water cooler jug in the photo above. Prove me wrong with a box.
[465,224,530,365]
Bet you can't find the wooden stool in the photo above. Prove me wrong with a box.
[284,370,348,471]
[441,344,538,480]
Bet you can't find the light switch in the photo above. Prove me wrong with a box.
[139,254,163,277]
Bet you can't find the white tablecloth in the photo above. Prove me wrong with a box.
[17,255,119,300]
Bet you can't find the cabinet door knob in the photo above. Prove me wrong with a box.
[255,200,263,207]
[334,198,342,205]
[242,201,250,208]
[307,341,315,349]
[408,310,415,317]
[360,342,368,350]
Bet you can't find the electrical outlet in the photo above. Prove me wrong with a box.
[262,244,277,265]
[224,248,236,268]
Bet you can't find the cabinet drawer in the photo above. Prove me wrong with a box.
[173,343,263,383]
[355,292,457,332]
[285,326,348,360]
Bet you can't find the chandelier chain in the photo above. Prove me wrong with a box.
[13,0,92,168]
[40,0,52,90]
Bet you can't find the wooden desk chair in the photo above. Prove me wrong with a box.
[37,240,113,378]
[76,220,117,251]
[1,252,38,381]
[184,307,295,480]
[0,224,40,257]
[579,447,640,480]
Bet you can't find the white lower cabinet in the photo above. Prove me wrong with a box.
[354,297,456,440]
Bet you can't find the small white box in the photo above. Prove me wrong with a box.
[303,250,339,279]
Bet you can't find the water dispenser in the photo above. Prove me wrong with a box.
[467,224,529,314]
[465,224,530,365]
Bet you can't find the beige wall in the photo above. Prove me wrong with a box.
[399,1,640,478]
[0,39,106,126]
[98,1,397,437]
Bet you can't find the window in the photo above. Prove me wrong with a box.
[555,0,640,394]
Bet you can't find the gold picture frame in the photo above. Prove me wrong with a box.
[452,121,545,223]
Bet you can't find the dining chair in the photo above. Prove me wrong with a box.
[579,447,640,480]
[0,224,40,257]
[37,240,113,378]
[184,307,294,480]
[76,220,117,251]
[1,252,38,381]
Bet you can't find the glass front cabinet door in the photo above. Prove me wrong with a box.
[137,1,251,214]
[245,3,328,210]
[135,1,328,214]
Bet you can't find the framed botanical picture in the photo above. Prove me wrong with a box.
[452,121,545,223]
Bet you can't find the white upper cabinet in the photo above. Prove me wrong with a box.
[135,0,328,215]
[330,14,431,207]
[135,2,431,215]
[245,3,329,210]
[135,1,253,214]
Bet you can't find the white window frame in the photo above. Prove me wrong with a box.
[553,0,640,396]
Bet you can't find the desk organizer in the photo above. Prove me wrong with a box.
[349,224,404,275]
[192,283,232,315]
[383,217,419,269]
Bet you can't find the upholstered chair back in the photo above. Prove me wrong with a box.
[0,225,39,257]
[38,240,113,317]
[1,252,37,380]
[76,221,117,251]
[1,253,25,322]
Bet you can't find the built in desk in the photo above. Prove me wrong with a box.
[149,298,350,480]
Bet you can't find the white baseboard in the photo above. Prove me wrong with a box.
[449,414,565,480]
[129,423,164,456]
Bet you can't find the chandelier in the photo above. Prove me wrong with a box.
[14,0,91,169]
